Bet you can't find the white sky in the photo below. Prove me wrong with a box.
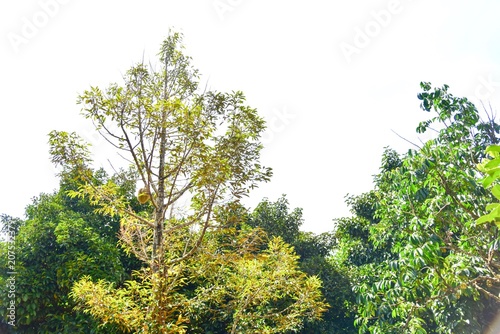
[1,0,499,233]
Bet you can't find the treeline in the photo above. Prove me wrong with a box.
[1,31,500,333]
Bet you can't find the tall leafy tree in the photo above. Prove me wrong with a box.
[52,30,271,332]
[52,30,328,332]
[339,83,500,333]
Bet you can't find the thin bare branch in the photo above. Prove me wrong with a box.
[391,129,422,149]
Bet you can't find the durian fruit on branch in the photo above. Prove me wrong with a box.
[137,187,151,204]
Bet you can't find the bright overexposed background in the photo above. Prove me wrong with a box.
[1,0,499,233]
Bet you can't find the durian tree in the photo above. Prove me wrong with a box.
[50,31,274,332]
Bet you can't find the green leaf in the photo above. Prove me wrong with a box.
[493,185,500,200]
[486,203,500,211]
[484,158,500,170]
[477,212,495,224]
[486,145,500,154]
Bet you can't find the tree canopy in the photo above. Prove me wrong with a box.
[2,30,500,334]
[333,82,500,334]
[38,30,326,333]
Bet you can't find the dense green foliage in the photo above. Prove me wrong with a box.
[477,144,500,226]
[1,173,328,333]
[334,82,500,333]
[0,170,142,333]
